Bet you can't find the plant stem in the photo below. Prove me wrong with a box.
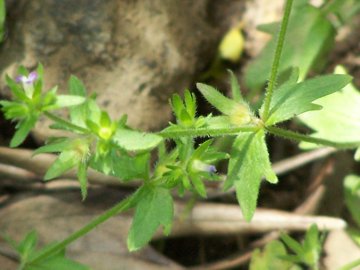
[266,126,360,149]
[43,111,88,133]
[158,126,259,138]
[28,195,133,265]
[261,0,294,121]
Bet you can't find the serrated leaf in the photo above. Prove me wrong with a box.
[262,74,351,125]
[127,185,173,251]
[112,129,162,152]
[298,67,360,156]
[170,94,184,119]
[225,130,277,221]
[44,150,81,180]
[250,240,297,270]
[344,174,360,227]
[184,90,196,119]
[197,83,240,115]
[245,3,336,90]
[10,114,38,147]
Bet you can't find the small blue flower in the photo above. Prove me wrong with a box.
[191,159,217,173]
[16,71,38,85]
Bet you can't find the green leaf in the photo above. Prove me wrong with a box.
[280,225,322,268]
[250,240,298,270]
[67,77,100,128]
[18,231,38,258]
[85,119,100,134]
[225,130,277,221]
[262,74,352,125]
[10,114,38,147]
[298,67,360,157]
[280,233,304,257]
[44,150,81,180]
[52,95,86,108]
[197,82,253,126]
[90,150,150,181]
[184,90,196,119]
[192,139,213,159]
[228,70,244,103]
[170,94,184,120]
[112,128,162,152]
[69,75,86,96]
[245,3,336,90]
[5,75,29,101]
[344,174,360,227]
[0,100,28,119]
[33,138,71,155]
[127,185,173,251]
[196,83,240,116]
[100,111,111,127]
[113,153,150,181]
[26,255,90,270]
[27,244,90,270]
[191,175,207,198]
[302,224,321,266]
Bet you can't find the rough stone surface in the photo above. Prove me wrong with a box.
[0,0,216,140]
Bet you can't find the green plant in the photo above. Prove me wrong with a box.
[250,224,323,270]
[0,0,5,42]
[1,0,360,268]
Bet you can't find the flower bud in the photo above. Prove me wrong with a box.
[191,159,216,173]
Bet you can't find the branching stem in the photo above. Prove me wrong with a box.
[158,126,259,138]
[267,126,360,149]
[262,0,294,121]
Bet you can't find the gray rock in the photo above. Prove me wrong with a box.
[0,0,216,140]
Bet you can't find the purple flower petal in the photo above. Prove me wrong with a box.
[27,71,38,83]
[207,165,217,173]
[15,71,38,84]
[15,75,26,83]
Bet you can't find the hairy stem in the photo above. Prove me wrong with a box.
[261,0,294,121]
[28,195,133,265]
[43,111,88,133]
[267,126,360,149]
[158,126,259,138]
